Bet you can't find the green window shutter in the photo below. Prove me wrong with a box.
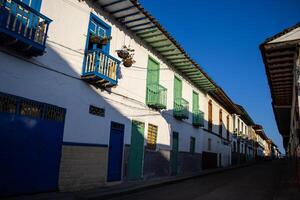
[146,57,160,85]
[192,91,199,111]
[174,76,182,99]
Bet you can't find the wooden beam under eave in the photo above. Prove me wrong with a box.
[273,88,293,93]
[268,63,294,70]
[273,86,293,91]
[264,41,299,51]
[271,76,293,82]
[266,50,295,58]
[266,57,294,65]
[273,82,293,87]
[269,68,293,75]
[269,73,292,79]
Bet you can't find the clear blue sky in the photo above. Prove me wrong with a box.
[139,0,300,153]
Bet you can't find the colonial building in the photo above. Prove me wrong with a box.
[231,104,256,164]
[0,0,274,196]
[260,23,300,157]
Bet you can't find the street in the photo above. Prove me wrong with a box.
[106,161,299,200]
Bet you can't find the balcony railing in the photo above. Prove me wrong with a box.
[82,48,120,87]
[192,110,204,127]
[146,83,167,109]
[0,0,52,56]
[174,97,189,119]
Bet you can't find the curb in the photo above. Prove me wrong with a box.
[77,163,253,200]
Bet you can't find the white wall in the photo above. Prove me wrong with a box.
[0,0,235,156]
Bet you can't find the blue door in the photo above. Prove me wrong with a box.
[107,122,124,182]
[0,93,65,196]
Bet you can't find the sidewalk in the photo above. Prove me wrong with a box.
[4,164,252,200]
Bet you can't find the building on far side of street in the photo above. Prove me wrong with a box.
[260,23,300,157]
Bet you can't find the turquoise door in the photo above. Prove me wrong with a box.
[171,132,179,175]
[128,121,145,180]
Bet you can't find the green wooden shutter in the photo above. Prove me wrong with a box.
[192,91,199,111]
[146,57,160,85]
[171,132,179,175]
[174,76,182,99]
[128,121,145,180]
[190,137,195,153]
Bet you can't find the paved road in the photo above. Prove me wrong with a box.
[107,161,299,200]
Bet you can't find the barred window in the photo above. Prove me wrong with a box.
[20,101,43,118]
[147,124,158,150]
[45,105,65,122]
[0,95,17,113]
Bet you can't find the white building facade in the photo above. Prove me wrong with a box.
[0,0,258,196]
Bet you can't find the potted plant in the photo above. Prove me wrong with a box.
[123,54,135,67]
[100,36,112,45]
[89,34,101,45]
[116,45,135,59]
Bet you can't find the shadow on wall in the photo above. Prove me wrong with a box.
[0,1,236,196]
[1,41,235,196]
[160,108,232,171]
[0,43,131,195]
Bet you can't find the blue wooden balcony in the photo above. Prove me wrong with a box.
[0,0,52,56]
[82,48,120,87]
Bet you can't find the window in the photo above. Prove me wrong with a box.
[0,95,16,114]
[18,0,42,11]
[208,100,213,131]
[190,137,195,153]
[226,115,230,140]
[208,138,212,151]
[237,118,240,133]
[147,124,158,150]
[20,101,43,118]
[86,14,111,53]
[219,109,222,135]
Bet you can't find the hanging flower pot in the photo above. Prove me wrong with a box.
[100,36,112,45]
[116,49,130,59]
[116,45,135,59]
[123,57,135,68]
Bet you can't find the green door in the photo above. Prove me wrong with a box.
[128,120,145,180]
[171,132,179,175]
[146,57,160,85]
[174,76,182,99]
